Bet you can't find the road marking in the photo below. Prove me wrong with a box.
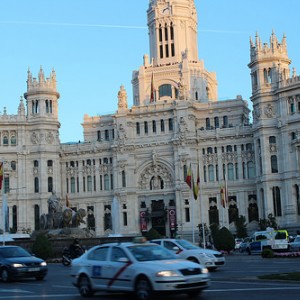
[0,289,33,293]
[205,286,300,292]
[0,293,79,299]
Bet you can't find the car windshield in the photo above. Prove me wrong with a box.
[0,247,31,258]
[176,239,199,250]
[128,244,176,261]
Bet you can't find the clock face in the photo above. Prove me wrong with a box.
[161,6,170,15]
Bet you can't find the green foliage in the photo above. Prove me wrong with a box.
[234,215,248,238]
[213,226,235,252]
[261,248,274,258]
[259,213,278,230]
[145,228,161,240]
[209,223,220,244]
[31,234,53,260]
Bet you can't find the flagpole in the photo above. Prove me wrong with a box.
[191,189,195,244]
[1,160,5,246]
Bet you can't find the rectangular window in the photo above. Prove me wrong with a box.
[83,176,86,192]
[136,122,140,135]
[105,130,109,141]
[144,121,148,134]
[123,212,128,226]
[168,118,173,131]
[152,120,156,133]
[97,130,101,141]
[161,119,165,132]
[185,207,190,222]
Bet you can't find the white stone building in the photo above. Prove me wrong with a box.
[1,0,300,238]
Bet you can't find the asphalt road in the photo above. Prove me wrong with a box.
[1,252,300,299]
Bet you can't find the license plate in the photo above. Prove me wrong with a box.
[28,268,40,272]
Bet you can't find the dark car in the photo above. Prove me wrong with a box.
[0,245,48,282]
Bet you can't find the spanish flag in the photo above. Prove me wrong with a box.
[150,72,155,102]
[66,194,71,207]
[193,163,200,200]
[0,162,3,190]
[185,163,192,189]
[220,187,227,208]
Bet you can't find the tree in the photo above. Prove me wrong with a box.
[234,215,248,238]
[31,234,53,260]
[259,213,278,230]
[213,226,235,253]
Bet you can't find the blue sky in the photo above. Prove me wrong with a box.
[1,0,300,143]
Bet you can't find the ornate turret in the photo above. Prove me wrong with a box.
[24,66,60,121]
[249,31,291,95]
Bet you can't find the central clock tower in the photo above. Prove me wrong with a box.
[147,0,198,65]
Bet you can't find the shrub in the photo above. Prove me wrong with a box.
[145,228,161,240]
[214,226,235,253]
[261,248,274,258]
[31,234,53,260]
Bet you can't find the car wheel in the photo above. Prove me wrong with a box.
[78,274,94,297]
[187,288,202,298]
[1,268,11,283]
[135,276,153,300]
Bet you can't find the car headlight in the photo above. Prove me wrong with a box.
[11,263,24,268]
[201,268,209,274]
[156,270,180,277]
[40,262,47,267]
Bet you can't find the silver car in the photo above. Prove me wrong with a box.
[289,236,300,251]
[70,241,210,300]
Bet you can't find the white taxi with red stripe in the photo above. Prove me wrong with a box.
[70,240,210,300]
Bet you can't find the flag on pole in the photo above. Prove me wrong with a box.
[220,187,227,208]
[193,163,200,200]
[185,163,192,189]
[2,194,9,232]
[150,72,155,102]
[0,162,3,190]
[66,194,71,207]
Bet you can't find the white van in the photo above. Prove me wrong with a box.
[247,227,289,254]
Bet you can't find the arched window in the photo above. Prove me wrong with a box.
[71,177,75,193]
[159,84,172,98]
[104,174,109,190]
[208,165,214,182]
[246,143,253,151]
[34,177,39,193]
[122,170,126,188]
[34,205,40,230]
[223,116,228,127]
[227,163,234,180]
[206,118,210,129]
[226,145,233,152]
[10,134,16,145]
[207,147,213,154]
[271,155,278,173]
[247,161,255,178]
[269,136,276,144]
[183,165,187,181]
[272,186,282,216]
[11,161,16,171]
[48,177,53,192]
[87,176,92,191]
[214,117,219,128]
[13,205,17,232]
[3,135,8,145]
